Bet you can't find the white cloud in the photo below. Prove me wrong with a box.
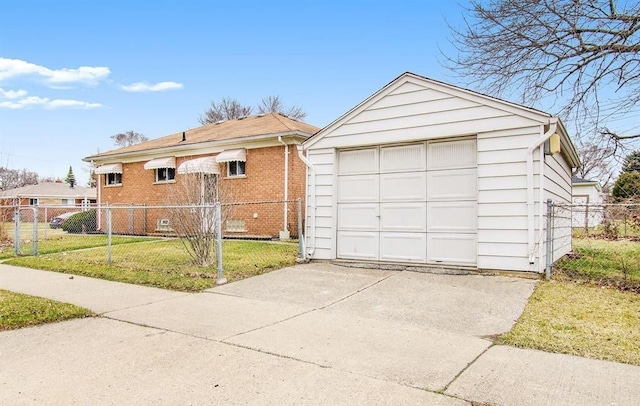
[120,81,183,92]
[0,87,28,99]
[0,95,102,110]
[0,57,110,86]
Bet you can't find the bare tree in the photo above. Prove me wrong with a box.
[111,130,148,148]
[165,172,235,267]
[574,140,619,190]
[446,0,640,142]
[257,95,307,120]
[198,97,253,125]
[0,167,39,191]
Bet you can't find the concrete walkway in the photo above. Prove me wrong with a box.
[1,263,639,405]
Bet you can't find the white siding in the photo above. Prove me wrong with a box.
[544,153,574,266]
[306,148,336,260]
[310,81,544,150]
[477,127,542,272]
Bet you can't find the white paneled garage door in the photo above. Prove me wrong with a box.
[336,138,477,265]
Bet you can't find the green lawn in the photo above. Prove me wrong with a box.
[0,234,157,260]
[554,238,640,287]
[6,239,299,291]
[501,237,640,366]
[500,281,640,366]
[0,289,92,331]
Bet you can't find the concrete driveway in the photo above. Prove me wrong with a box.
[5,262,638,405]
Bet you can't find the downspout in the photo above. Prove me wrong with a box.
[296,144,315,257]
[277,136,289,237]
[527,117,557,266]
[96,164,102,231]
[538,143,545,270]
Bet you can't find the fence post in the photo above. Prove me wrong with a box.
[32,206,38,256]
[297,198,305,260]
[215,202,226,285]
[106,206,112,265]
[43,207,48,241]
[14,208,20,255]
[545,199,553,280]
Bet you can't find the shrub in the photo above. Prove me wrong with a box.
[62,210,97,234]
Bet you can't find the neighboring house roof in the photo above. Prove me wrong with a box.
[85,112,320,161]
[572,176,602,191]
[304,71,581,168]
[0,182,97,199]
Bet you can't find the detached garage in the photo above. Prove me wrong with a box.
[300,72,580,273]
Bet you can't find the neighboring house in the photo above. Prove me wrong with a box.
[299,72,580,274]
[572,176,603,228]
[83,113,319,238]
[0,181,97,221]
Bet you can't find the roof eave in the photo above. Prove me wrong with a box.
[84,131,312,163]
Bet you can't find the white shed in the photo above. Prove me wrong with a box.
[572,177,604,228]
[299,72,580,273]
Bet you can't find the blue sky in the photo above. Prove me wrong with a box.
[2,1,636,184]
[0,0,467,183]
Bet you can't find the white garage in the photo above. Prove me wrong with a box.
[300,72,580,273]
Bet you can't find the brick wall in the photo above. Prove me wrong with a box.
[100,145,307,237]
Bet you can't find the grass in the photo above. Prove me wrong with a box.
[0,234,157,260]
[0,289,92,331]
[6,239,299,291]
[554,238,640,288]
[500,281,640,366]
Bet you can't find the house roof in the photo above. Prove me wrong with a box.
[0,182,97,199]
[572,176,600,186]
[85,112,320,161]
[303,72,581,168]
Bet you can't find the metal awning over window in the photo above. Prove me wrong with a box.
[94,163,123,174]
[143,157,176,170]
[177,157,219,174]
[215,149,246,163]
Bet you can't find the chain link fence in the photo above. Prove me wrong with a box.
[0,200,304,289]
[549,201,640,292]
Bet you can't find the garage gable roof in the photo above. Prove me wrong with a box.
[304,72,580,168]
[305,72,550,146]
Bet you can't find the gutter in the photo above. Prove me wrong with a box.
[526,117,557,266]
[296,145,315,258]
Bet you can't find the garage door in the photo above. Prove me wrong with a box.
[336,139,477,265]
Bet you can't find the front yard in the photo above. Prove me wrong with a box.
[5,239,299,291]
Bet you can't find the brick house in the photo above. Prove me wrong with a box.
[0,181,97,222]
[83,113,319,238]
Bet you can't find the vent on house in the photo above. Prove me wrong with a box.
[156,218,172,232]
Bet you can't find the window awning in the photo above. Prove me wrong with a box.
[143,157,176,170]
[215,149,246,163]
[94,163,123,174]
[177,157,219,174]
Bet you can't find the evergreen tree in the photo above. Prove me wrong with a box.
[621,150,640,174]
[65,166,76,188]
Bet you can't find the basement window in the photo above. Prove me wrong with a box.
[226,219,246,232]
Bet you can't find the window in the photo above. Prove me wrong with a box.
[29,198,38,206]
[155,167,175,182]
[228,161,246,177]
[226,219,246,232]
[61,198,74,206]
[106,173,122,186]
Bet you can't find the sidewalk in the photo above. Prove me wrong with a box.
[2,263,640,406]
